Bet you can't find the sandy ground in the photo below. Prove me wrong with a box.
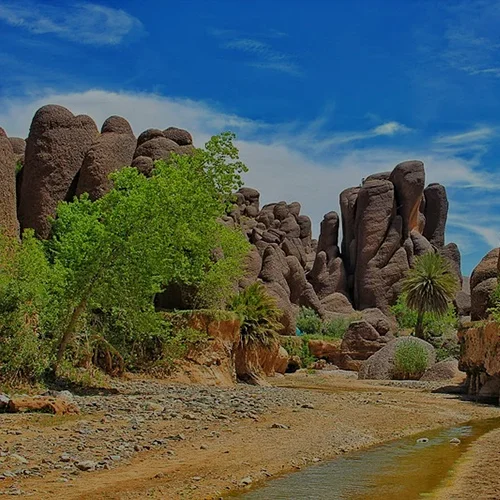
[1,372,499,499]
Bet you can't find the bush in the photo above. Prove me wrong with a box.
[321,316,351,339]
[296,307,322,336]
[392,340,429,380]
[280,336,315,369]
[229,283,281,348]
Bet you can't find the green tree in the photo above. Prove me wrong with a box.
[401,252,459,339]
[48,132,249,370]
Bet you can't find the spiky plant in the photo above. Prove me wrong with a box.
[402,252,459,339]
[229,282,281,348]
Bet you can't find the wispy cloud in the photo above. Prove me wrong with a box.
[434,126,496,145]
[212,30,300,76]
[0,2,143,46]
[441,1,500,77]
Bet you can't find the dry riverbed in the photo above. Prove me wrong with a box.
[1,371,499,499]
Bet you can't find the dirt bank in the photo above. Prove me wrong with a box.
[1,372,499,499]
[434,427,500,500]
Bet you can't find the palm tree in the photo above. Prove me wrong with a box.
[229,282,281,348]
[402,252,459,339]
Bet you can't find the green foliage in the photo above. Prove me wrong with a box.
[229,282,281,348]
[392,340,430,380]
[15,160,23,175]
[487,282,500,323]
[321,316,352,339]
[0,133,250,384]
[0,230,54,383]
[401,252,459,338]
[297,307,355,339]
[280,336,315,369]
[296,307,322,335]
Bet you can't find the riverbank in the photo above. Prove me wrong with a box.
[1,372,499,499]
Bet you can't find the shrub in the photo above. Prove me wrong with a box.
[280,336,315,369]
[392,340,429,380]
[229,283,281,348]
[296,307,322,336]
[321,316,351,339]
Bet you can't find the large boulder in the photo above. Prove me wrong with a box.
[420,358,462,381]
[340,320,391,363]
[18,105,99,238]
[358,337,436,380]
[0,133,19,236]
[76,116,136,200]
[423,183,448,247]
[470,248,499,320]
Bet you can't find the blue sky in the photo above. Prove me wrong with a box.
[1,0,500,274]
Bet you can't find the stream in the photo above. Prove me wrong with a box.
[234,417,500,500]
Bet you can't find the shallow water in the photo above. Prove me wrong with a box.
[234,417,500,500]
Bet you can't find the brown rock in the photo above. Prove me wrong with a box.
[163,127,193,146]
[76,116,136,200]
[308,339,342,363]
[137,128,164,147]
[7,396,79,415]
[420,358,462,381]
[280,216,301,238]
[273,201,289,221]
[320,293,355,314]
[317,211,340,261]
[131,155,155,176]
[360,308,394,335]
[439,242,462,287]
[0,135,19,236]
[389,160,425,237]
[423,183,449,247]
[470,248,499,292]
[18,104,99,238]
[471,277,497,321]
[134,136,179,161]
[341,320,389,362]
[308,251,347,299]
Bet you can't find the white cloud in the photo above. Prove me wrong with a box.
[0,89,497,273]
[212,32,301,76]
[434,126,495,145]
[372,121,412,136]
[0,2,143,45]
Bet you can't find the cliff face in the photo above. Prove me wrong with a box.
[459,321,500,403]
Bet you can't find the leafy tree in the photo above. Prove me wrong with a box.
[48,132,249,370]
[401,252,459,339]
[229,282,281,348]
[0,230,55,382]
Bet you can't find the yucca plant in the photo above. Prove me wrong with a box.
[402,252,459,339]
[229,282,281,348]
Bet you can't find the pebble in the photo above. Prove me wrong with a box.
[75,461,96,472]
[450,437,461,445]
[271,423,290,429]
[416,438,429,444]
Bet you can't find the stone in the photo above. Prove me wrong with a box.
[308,252,347,300]
[389,160,425,238]
[439,243,462,286]
[320,293,355,315]
[340,320,389,362]
[308,339,342,364]
[359,337,436,380]
[0,393,10,410]
[420,358,462,381]
[6,396,80,415]
[360,308,394,335]
[134,136,179,161]
[471,277,497,321]
[364,171,391,182]
[0,134,18,236]
[75,460,96,472]
[76,116,136,200]
[411,230,433,256]
[317,211,340,261]
[8,137,26,164]
[273,201,289,221]
[18,104,99,238]
[280,216,301,238]
[137,128,164,146]
[131,155,155,176]
[423,183,448,247]
[454,290,471,317]
[163,127,193,146]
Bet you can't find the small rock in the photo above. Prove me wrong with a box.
[271,423,289,429]
[239,476,252,486]
[450,438,461,445]
[301,403,315,409]
[0,394,10,410]
[59,453,72,463]
[200,444,208,450]
[416,438,429,444]
[75,461,96,472]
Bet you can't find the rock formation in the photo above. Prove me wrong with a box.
[0,129,19,236]
[76,116,136,200]
[18,105,99,238]
[469,248,499,321]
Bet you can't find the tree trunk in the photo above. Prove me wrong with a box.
[415,310,425,339]
[54,298,87,372]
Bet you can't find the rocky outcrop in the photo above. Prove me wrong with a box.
[0,132,19,236]
[76,116,136,200]
[423,183,448,247]
[359,337,436,380]
[18,105,99,238]
[470,248,499,320]
[459,321,500,403]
